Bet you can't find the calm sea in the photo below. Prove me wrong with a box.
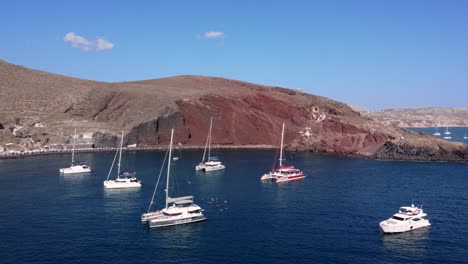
[407,126,468,143]
[1,147,467,263]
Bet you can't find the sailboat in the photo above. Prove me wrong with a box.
[59,128,91,174]
[463,128,467,140]
[142,128,207,228]
[103,131,141,189]
[443,126,452,140]
[260,123,305,183]
[195,117,225,172]
[433,126,441,136]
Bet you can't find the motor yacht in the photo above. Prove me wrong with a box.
[380,204,430,234]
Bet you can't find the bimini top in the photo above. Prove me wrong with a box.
[167,196,194,203]
[174,199,194,205]
[278,165,300,172]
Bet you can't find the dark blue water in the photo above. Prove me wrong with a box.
[407,126,468,143]
[1,150,467,264]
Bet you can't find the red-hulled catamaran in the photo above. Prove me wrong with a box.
[260,123,305,183]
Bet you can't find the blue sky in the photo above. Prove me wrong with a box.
[1,0,468,110]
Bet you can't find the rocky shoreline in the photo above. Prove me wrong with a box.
[0,144,277,160]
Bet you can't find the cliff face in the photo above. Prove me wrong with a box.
[0,60,467,162]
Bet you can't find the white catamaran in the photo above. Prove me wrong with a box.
[142,128,207,228]
[59,128,91,174]
[195,117,225,172]
[103,131,141,189]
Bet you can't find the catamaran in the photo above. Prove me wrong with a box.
[142,128,207,228]
[260,123,305,183]
[59,128,91,174]
[195,117,225,172]
[103,131,141,189]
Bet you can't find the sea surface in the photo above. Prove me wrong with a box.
[1,147,467,263]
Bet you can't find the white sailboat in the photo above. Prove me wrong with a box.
[464,128,467,140]
[195,117,225,172]
[59,128,91,174]
[443,126,452,140]
[433,126,440,136]
[143,128,207,228]
[103,131,141,189]
[444,126,451,135]
[260,123,305,183]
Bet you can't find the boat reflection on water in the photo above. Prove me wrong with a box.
[381,227,429,257]
[195,169,225,177]
[103,187,142,217]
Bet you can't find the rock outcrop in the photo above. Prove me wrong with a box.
[0,59,467,162]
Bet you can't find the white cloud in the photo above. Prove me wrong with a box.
[63,32,114,51]
[96,37,114,50]
[204,31,224,39]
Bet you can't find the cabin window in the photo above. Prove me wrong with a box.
[391,216,404,221]
[412,218,421,221]
[163,212,182,216]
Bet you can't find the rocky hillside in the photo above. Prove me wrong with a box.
[363,107,468,127]
[0,60,467,162]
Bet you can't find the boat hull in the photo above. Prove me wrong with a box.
[60,165,91,174]
[196,164,225,172]
[103,180,142,189]
[205,164,225,172]
[275,174,305,183]
[141,211,163,224]
[149,214,207,228]
[380,220,431,234]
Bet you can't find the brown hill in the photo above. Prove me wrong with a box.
[364,107,468,127]
[0,59,467,162]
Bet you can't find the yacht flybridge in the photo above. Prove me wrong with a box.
[196,117,225,172]
[260,123,305,183]
[103,131,141,189]
[59,128,91,174]
[142,128,207,228]
[380,204,430,234]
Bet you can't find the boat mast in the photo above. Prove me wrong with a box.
[279,123,285,167]
[117,131,124,177]
[166,128,174,209]
[71,128,76,166]
[200,118,211,163]
[208,117,213,161]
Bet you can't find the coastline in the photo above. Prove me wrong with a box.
[0,144,276,160]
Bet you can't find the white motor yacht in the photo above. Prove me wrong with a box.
[380,204,430,234]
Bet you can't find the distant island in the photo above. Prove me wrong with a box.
[361,107,468,128]
[0,59,467,162]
